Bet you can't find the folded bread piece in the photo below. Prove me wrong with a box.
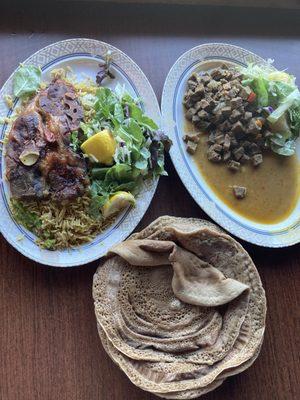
[93,216,266,398]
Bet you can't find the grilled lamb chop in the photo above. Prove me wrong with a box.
[37,79,84,140]
[5,111,48,199]
[40,150,89,200]
[5,79,88,201]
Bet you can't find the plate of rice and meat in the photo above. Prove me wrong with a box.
[0,39,170,266]
[162,43,300,247]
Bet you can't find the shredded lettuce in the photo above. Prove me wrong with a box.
[267,90,300,124]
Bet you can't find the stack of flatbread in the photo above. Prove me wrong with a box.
[93,216,266,399]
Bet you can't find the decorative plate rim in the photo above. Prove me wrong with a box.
[0,38,161,266]
[161,42,300,248]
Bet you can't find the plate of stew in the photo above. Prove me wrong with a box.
[162,43,300,247]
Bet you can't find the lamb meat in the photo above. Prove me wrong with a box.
[37,79,84,140]
[5,79,89,201]
[40,150,89,201]
[5,112,48,199]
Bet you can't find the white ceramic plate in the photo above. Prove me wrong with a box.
[0,38,161,266]
[162,43,300,247]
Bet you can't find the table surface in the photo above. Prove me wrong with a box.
[0,2,299,400]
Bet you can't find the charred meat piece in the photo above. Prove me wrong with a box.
[5,112,48,199]
[6,164,46,200]
[40,150,89,201]
[37,79,84,139]
[5,79,89,201]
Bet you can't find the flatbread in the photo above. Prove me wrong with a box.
[93,216,266,396]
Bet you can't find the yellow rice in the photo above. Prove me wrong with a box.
[12,196,114,251]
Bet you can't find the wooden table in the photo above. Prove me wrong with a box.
[0,2,299,399]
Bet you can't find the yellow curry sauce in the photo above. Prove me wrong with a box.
[186,124,299,224]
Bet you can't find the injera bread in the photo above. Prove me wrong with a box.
[93,216,266,396]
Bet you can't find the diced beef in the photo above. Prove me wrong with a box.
[252,153,263,167]
[239,86,252,100]
[207,80,220,92]
[190,84,205,101]
[186,141,198,154]
[231,121,245,136]
[223,151,231,162]
[184,65,270,170]
[223,134,231,151]
[248,143,260,155]
[210,68,224,80]
[192,115,200,124]
[229,109,242,123]
[219,120,231,132]
[194,120,211,131]
[221,106,232,118]
[222,82,231,91]
[187,79,198,90]
[228,160,241,171]
[210,143,223,153]
[198,109,209,119]
[240,154,250,164]
[208,132,216,144]
[201,75,211,84]
[215,133,225,144]
[198,99,211,112]
[243,111,252,122]
[213,112,224,125]
[183,132,200,143]
[232,146,244,161]
[207,147,222,162]
[233,185,247,199]
[230,97,243,108]
[228,88,239,98]
[185,108,196,120]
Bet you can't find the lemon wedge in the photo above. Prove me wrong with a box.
[81,129,116,165]
[102,191,135,219]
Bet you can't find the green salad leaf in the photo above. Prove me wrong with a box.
[13,65,42,98]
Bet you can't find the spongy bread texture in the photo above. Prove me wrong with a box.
[93,216,266,398]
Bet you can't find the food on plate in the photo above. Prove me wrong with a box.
[3,60,171,250]
[183,62,299,223]
[93,216,266,399]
